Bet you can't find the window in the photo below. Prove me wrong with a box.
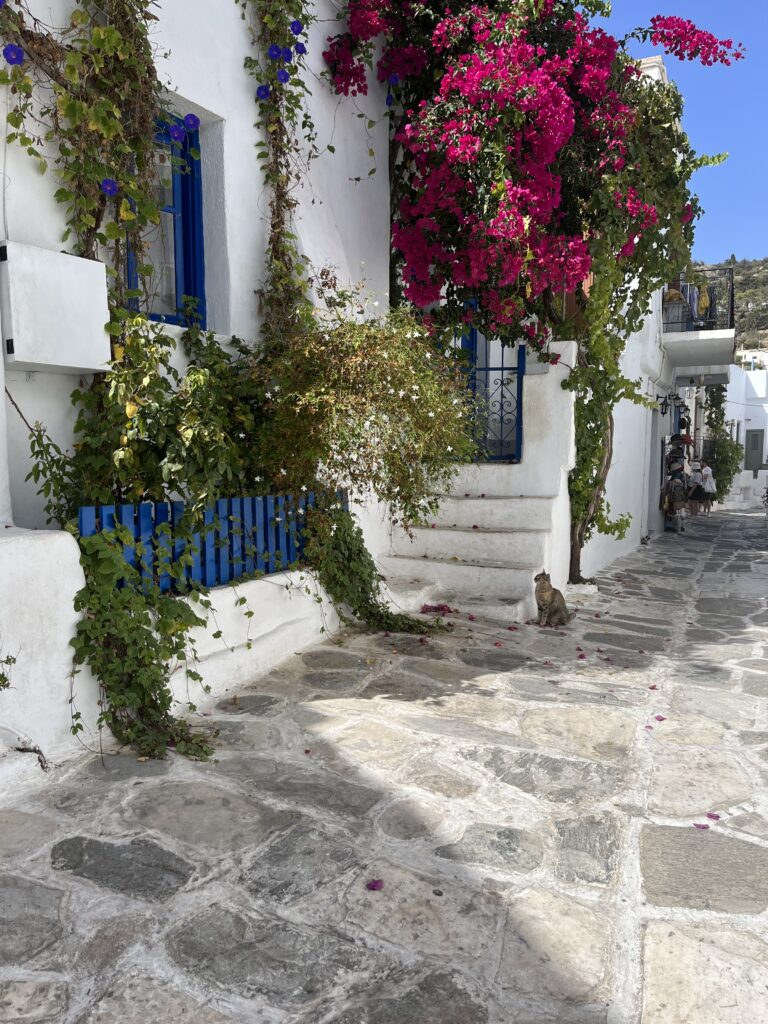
[127,121,206,327]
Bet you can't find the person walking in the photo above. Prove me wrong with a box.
[701,462,717,517]
[687,461,706,517]
[662,461,688,533]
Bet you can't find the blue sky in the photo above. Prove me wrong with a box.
[594,1,767,264]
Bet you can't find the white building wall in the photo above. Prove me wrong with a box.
[1,0,389,528]
[724,365,768,507]
[581,291,672,579]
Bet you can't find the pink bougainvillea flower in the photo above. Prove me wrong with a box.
[472,524,479,530]
[366,878,384,891]
[468,614,477,622]
[654,715,666,722]
[507,625,518,631]
[594,613,601,618]
[693,823,710,830]
[304,748,311,754]
[638,649,646,654]
[578,653,587,660]
[649,684,658,690]
[494,641,503,648]
[543,659,554,667]
[645,725,654,732]
[706,812,721,821]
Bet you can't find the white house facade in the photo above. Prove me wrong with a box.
[0,9,736,772]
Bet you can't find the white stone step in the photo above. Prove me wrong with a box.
[381,553,534,602]
[378,574,442,614]
[449,464,555,498]
[381,575,528,625]
[393,524,547,567]
[427,495,556,531]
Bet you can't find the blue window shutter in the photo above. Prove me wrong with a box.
[127,119,206,329]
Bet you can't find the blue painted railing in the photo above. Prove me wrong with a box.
[78,493,320,592]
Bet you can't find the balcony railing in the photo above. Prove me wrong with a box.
[663,267,734,334]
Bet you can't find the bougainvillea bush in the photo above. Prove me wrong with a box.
[323,0,743,578]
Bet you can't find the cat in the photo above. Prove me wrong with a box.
[534,571,575,627]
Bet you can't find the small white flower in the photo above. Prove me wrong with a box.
[297,507,304,516]
[238,432,246,438]
[446,446,453,452]
[428,411,435,418]
[274,384,280,392]
[300,485,308,492]
[373,301,379,307]
[275,516,282,523]
[398,390,406,398]
[279,467,287,475]
[265,391,272,399]
[255,476,262,482]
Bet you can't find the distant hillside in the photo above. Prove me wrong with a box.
[695,256,768,346]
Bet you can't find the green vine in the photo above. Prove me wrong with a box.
[704,385,744,500]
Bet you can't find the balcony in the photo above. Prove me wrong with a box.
[662,267,736,380]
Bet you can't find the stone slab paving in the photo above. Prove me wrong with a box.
[1,510,768,1023]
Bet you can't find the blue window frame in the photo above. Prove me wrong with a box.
[127,120,206,327]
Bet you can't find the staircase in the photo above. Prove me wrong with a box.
[379,341,577,624]
[381,468,561,623]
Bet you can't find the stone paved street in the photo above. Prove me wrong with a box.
[2,510,768,1023]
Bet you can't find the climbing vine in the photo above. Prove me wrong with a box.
[704,385,744,501]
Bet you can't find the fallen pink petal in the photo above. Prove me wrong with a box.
[366,879,384,891]
[645,725,654,731]
[578,653,587,660]
[706,812,722,821]
[494,641,503,648]
[693,823,710,831]
[654,715,667,722]
[468,614,476,622]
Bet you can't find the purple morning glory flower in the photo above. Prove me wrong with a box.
[183,113,200,132]
[100,178,119,196]
[295,41,307,56]
[256,84,271,101]
[290,20,303,35]
[388,73,400,86]
[386,94,394,107]
[3,44,24,66]
[268,43,282,60]
[277,68,290,84]
[169,124,186,143]
[282,47,293,62]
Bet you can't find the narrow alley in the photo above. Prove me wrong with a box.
[1,508,767,1024]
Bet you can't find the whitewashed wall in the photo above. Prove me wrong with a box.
[1,0,390,528]
[724,366,768,507]
[580,291,673,578]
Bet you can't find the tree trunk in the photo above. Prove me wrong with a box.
[568,412,615,584]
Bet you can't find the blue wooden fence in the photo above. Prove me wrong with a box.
[78,493,321,592]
